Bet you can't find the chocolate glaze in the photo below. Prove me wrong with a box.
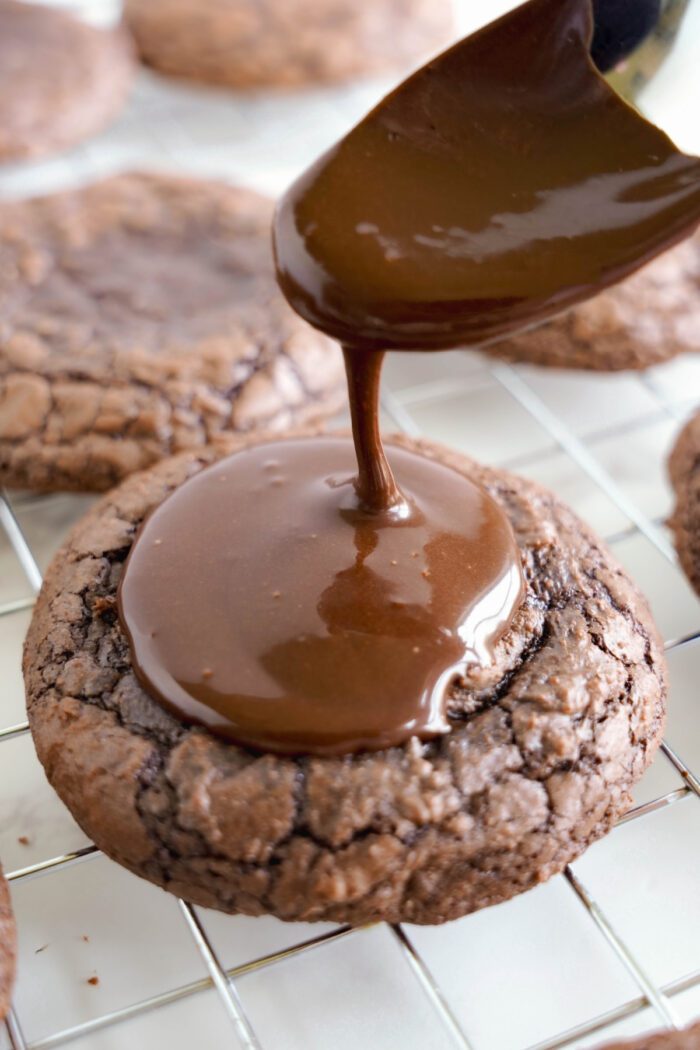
[273,0,700,350]
[118,436,524,755]
[119,0,700,756]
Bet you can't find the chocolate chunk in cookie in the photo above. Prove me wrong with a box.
[0,174,344,493]
[124,0,453,88]
[24,432,667,925]
[0,0,134,161]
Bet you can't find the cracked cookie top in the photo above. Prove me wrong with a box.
[0,174,344,492]
[24,432,667,925]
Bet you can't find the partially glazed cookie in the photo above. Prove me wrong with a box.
[668,408,700,597]
[0,865,16,1021]
[124,0,453,88]
[486,233,700,371]
[0,174,343,492]
[599,1022,700,1050]
[24,432,667,925]
[0,0,133,161]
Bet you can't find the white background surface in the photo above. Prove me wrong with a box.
[1,2,700,1049]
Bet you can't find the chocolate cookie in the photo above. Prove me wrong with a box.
[0,0,134,162]
[486,232,700,371]
[124,0,453,89]
[24,432,667,925]
[599,1022,700,1050]
[0,174,343,493]
[0,865,16,1021]
[668,408,700,597]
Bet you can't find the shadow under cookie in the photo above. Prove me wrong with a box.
[24,431,667,926]
[0,173,345,493]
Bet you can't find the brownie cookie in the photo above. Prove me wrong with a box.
[24,431,666,925]
[668,408,700,597]
[0,865,16,1021]
[0,0,133,162]
[599,1022,700,1050]
[486,232,700,371]
[124,0,453,89]
[0,174,344,493]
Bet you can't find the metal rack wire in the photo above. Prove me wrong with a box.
[2,354,699,1050]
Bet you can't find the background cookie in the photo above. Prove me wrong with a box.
[599,1021,700,1050]
[486,232,700,371]
[0,0,134,162]
[668,408,700,597]
[0,865,16,1022]
[24,432,667,926]
[0,173,344,493]
[124,0,454,89]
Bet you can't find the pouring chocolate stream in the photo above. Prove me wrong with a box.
[118,0,700,756]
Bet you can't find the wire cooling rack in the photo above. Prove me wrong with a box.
[2,359,700,1050]
[1,3,700,1049]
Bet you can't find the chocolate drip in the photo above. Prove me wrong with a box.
[343,348,405,514]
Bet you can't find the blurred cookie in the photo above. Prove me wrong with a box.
[0,0,134,161]
[0,865,16,1021]
[486,233,700,371]
[668,408,700,596]
[599,1021,700,1050]
[0,173,344,492]
[124,0,453,88]
[25,431,666,924]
